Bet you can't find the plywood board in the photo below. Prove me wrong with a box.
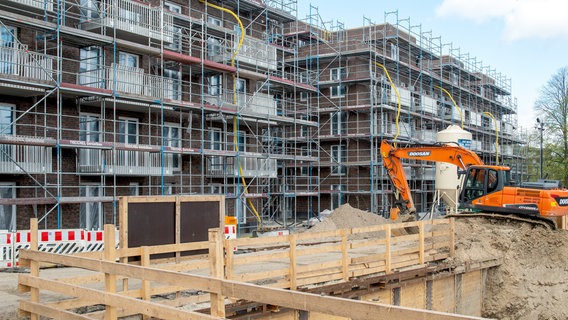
[310,311,350,320]
[362,289,391,305]
[432,276,456,313]
[400,280,426,309]
[458,270,482,317]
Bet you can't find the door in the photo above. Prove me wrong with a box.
[80,185,102,230]
[0,26,17,75]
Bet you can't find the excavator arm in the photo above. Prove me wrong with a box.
[380,140,484,216]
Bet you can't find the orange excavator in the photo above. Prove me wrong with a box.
[380,140,568,228]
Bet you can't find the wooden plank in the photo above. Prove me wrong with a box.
[20,300,92,320]
[297,266,342,280]
[175,196,181,263]
[104,224,117,320]
[141,246,151,308]
[117,240,209,258]
[458,270,482,316]
[295,229,343,241]
[220,279,485,320]
[297,244,342,256]
[30,218,39,320]
[419,221,425,264]
[432,276,455,313]
[391,234,420,243]
[156,259,210,272]
[289,234,297,290]
[401,280,426,309]
[449,218,455,257]
[119,196,129,292]
[341,230,351,281]
[351,224,388,234]
[232,250,289,265]
[385,224,391,274]
[295,272,344,287]
[362,289,391,304]
[229,235,289,247]
[349,238,386,249]
[350,265,386,278]
[351,252,386,264]
[19,275,219,320]
[224,239,234,280]
[208,228,225,318]
[233,268,289,282]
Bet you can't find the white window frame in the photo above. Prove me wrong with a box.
[79,113,101,142]
[331,144,346,176]
[300,146,309,176]
[118,52,138,68]
[330,67,346,81]
[209,184,224,194]
[164,67,181,100]
[163,122,181,170]
[80,184,103,230]
[79,46,103,88]
[390,43,399,61]
[118,116,138,144]
[164,2,182,51]
[207,16,221,26]
[80,0,99,22]
[300,91,308,102]
[129,182,139,196]
[0,26,17,75]
[0,182,16,231]
[331,184,344,210]
[331,111,347,135]
[208,74,222,96]
[0,104,15,136]
[236,78,246,107]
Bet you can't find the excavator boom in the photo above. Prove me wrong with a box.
[380,140,484,215]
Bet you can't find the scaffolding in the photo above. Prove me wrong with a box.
[0,1,525,232]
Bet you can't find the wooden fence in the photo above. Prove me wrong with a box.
[16,218,479,320]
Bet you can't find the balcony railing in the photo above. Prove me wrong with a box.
[0,144,52,174]
[203,91,277,116]
[79,0,173,44]
[0,44,55,82]
[78,63,180,100]
[207,156,277,178]
[5,0,53,11]
[78,149,176,176]
[210,36,277,71]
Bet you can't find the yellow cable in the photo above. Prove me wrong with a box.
[435,85,464,129]
[201,0,262,226]
[374,62,401,146]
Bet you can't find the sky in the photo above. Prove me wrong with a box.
[297,0,568,130]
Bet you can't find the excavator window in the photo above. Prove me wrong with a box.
[462,168,487,202]
[487,169,498,193]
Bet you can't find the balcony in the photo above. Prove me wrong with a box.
[209,36,277,71]
[0,144,52,174]
[203,91,277,117]
[0,44,55,86]
[78,63,180,100]
[4,0,53,12]
[79,0,173,44]
[207,156,277,178]
[77,149,177,176]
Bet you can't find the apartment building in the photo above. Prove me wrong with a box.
[0,0,524,231]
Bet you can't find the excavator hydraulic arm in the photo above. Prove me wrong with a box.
[380,140,484,216]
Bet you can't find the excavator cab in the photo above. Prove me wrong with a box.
[459,165,511,205]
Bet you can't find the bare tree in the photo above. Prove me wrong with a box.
[534,66,568,185]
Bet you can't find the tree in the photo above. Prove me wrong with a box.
[534,66,568,185]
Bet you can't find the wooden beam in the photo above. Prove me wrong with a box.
[104,224,117,320]
[30,218,39,320]
[208,228,225,318]
[289,234,297,290]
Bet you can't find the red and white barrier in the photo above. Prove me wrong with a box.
[0,228,116,268]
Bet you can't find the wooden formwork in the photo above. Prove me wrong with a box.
[16,205,487,319]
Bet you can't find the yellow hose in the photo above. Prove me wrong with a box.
[374,62,401,146]
[435,85,464,129]
[200,0,262,226]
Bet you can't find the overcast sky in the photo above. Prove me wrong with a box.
[298,0,568,130]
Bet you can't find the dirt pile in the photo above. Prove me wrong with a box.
[453,217,568,320]
[307,204,390,231]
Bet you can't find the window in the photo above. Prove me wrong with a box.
[80,0,99,22]
[0,104,14,136]
[331,184,344,210]
[210,184,223,194]
[210,128,223,168]
[451,72,459,85]
[208,74,222,96]
[208,16,221,26]
[331,145,346,175]
[164,67,181,100]
[163,123,181,169]
[330,67,346,81]
[330,67,346,98]
[236,78,246,106]
[129,182,139,196]
[79,46,103,88]
[300,146,309,176]
[331,111,347,135]
[0,26,17,75]
[119,7,140,25]
[164,2,182,51]
[118,117,138,167]
[235,130,245,152]
[79,114,100,142]
[118,52,138,68]
[0,183,15,231]
[118,117,138,144]
[207,36,223,58]
[80,184,102,230]
[300,91,308,102]
[299,71,310,84]
[163,183,173,195]
[390,43,399,60]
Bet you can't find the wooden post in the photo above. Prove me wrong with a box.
[449,218,455,257]
[30,218,39,320]
[341,229,348,282]
[289,234,297,290]
[385,224,391,274]
[119,197,129,292]
[141,246,150,320]
[419,221,425,265]
[104,224,117,320]
[224,239,234,280]
[208,228,225,317]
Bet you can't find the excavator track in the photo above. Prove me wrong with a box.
[445,212,557,230]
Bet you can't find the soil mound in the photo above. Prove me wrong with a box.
[308,204,390,233]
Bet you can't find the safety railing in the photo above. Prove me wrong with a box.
[77,148,177,176]
[206,156,277,178]
[0,44,55,81]
[0,144,52,174]
[5,0,53,11]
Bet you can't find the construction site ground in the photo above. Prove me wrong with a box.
[2,205,568,319]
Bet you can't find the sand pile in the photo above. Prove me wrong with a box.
[308,204,391,233]
[453,217,568,320]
